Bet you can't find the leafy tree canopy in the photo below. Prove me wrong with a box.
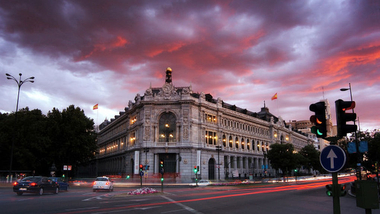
[267,143,297,176]
[0,105,97,176]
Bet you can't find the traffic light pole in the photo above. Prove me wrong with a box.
[325,137,342,214]
[332,172,341,214]
[161,174,164,192]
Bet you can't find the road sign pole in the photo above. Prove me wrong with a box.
[320,141,346,214]
[332,172,341,214]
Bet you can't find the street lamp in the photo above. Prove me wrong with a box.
[6,73,35,182]
[340,83,361,180]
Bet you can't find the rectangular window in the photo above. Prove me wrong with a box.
[205,130,217,145]
[205,113,217,124]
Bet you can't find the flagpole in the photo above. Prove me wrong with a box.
[93,104,99,132]
[275,95,278,117]
[271,93,278,117]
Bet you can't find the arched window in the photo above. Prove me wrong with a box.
[229,136,233,148]
[159,112,176,142]
[223,135,226,147]
[241,138,245,149]
[235,137,239,149]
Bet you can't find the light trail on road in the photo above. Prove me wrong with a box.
[57,176,356,214]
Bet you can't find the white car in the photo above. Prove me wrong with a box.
[189,180,211,187]
[93,177,114,192]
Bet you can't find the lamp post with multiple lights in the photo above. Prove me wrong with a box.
[5,73,35,181]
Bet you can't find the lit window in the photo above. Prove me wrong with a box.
[159,112,176,142]
[130,116,137,125]
[205,113,217,124]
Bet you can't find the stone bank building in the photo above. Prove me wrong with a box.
[90,68,312,182]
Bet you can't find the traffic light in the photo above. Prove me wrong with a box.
[335,99,357,138]
[326,184,333,196]
[325,184,346,197]
[139,164,143,172]
[309,101,327,138]
[126,174,130,179]
[194,166,199,174]
[159,160,164,175]
[161,177,164,182]
[62,174,65,178]
[340,184,347,196]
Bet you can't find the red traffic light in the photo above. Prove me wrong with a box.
[335,99,357,138]
[139,164,143,169]
[342,101,355,111]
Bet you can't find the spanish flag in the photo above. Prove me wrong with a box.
[93,104,98,110]
[271,93,278,100]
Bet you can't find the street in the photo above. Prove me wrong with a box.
[0,177,379,214]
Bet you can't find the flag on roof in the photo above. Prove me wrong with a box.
[93,104,98,110]
[271,93,278,100]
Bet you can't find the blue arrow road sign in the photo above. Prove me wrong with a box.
[320,145,346,173]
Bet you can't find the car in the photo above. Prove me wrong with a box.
[93,177,114,192]
[189,180,211,187]
[13,176,59,196]
[49,177,69,191]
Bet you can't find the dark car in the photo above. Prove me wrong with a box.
[13,176,59,196]
[49,177,69,191]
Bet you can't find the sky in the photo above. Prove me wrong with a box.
[0,0,379,132]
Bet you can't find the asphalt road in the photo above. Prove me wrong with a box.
[1,178,379,214]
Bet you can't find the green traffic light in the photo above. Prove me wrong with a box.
[161,177,164,182]
[326,190,333,196]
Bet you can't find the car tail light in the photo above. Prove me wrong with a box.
[30,182,37,186]
[106,182,109,185]
[93,181,96,185]
[13,182,18,186]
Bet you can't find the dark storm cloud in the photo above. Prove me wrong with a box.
[0,0,379,130]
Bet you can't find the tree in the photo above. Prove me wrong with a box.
[47,105,97,176]
[267,143,298,181]
[0,108,51,174]
[0,105,97,176]
[366,132,380,172]
[0,112,15,171]
[299,144,322,173]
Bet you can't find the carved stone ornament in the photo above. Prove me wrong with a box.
[183,126,189,140]
[145,87,153,96]
[157,83,179,100]
[182,87,191,95]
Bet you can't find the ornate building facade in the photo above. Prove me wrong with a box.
[90,68,312,182]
